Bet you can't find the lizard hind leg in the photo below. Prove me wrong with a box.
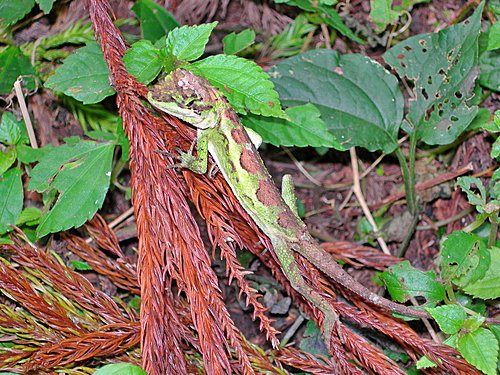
[273,240,338,352]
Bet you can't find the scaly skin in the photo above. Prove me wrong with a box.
[148,69,428,350]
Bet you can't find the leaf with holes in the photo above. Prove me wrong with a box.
[270,49,404,152]
[379,261,445,304]
[463,247,500,300]
[440,231,490,288]
[28,138,114,237]
[384,3,483,145]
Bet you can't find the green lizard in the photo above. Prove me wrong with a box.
[147,68,428,350]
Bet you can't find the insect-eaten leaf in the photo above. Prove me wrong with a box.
[384,3,484,145]
[439,231,490,288]
[379,260,445,304]
[27,137,115,238]
[270,49,404,153]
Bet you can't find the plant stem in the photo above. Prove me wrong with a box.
[395,144,417,215]
[488,211,498,248]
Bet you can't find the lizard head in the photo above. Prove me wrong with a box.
[148,69,219,129]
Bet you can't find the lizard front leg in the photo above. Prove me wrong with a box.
[177,128,211,174]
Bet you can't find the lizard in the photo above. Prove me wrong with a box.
[147,68,429,350]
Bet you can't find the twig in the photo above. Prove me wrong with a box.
[370,163,474,209]
[282,147,322,186]
[417,207,475,231]
[279,314,305,347]
[85,207,134,244]
[350,148,390,255]
[14,77,38,149]
[409,296,439,343]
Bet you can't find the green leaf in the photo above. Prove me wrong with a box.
[15,207,41,226]
[457,177,487,211]
[298,320,329,356]
[35,0,55,13]
[70,260,92,271]
[440,231,490,287]
[94,363,147,375]
[463,247,500,299]
[189,54,286,118]
[379,260,445,303]
[123,40,164,84]
[0,168,23,234]
[223,29,256,55]
[479,49,500,91]
[242,103,342,148]
[27,138,115,237]
[487,22,500,51]
[0,112,28,145]
[384,3,484,145]
[0,0,34,26]
[426,305,466,335]
[131,0,179,42]
[458,328,498,375]
[45,42,115,104]
[16,144,54,164]
[0,46,36,95]
[281,0,364,44]
[270,49,404,152]
[0,148,16,176]
[370,0,400,30]
[165,22,218,62]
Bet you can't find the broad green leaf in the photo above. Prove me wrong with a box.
[94,363,147,375]
[440,231,490,287]
[379,261,445,303]
[270,49,403,152]
[0,148,16,176]
[223,29,256,55]
[36,0,55,13]
[15,207,41,226]
[0,0,34,25]
[27,138,114,237]
[0,168,23,234]
[298,320,329,356]
[487,22,500,51]
[189,54,286,118]
[242,103,342,148]
[458,328,498,375]
[165,22,218,62]
[131,0,179,42]
[123,40,164,84]
[463,248,500,299]
[16,144,54,164]
[0,46,36,94]
[0,112,28,145]
[479,50,500,91]
[426,305,466,335]
[45,42,115,104]
[384,4,484,145]
[370,0,400,30]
